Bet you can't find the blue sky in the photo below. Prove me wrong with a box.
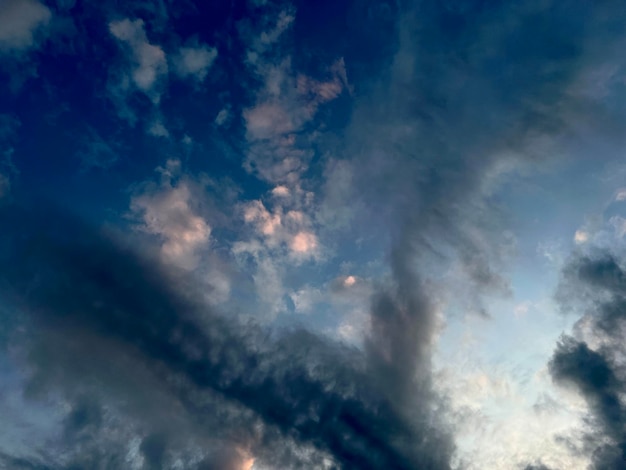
[3,0,626,469]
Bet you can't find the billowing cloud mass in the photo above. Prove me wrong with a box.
[549,253,626,469]
[5,0,626,469]
[0,204,453,469]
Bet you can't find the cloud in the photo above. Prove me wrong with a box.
[233,188,324,317]
[609,216,626,239]
[7,0,626,468]
[289,286,322,314]
[173,44,217,82]
[0,0,51,53]
[130,159,211,271]
[240,194,321,259]
[241,9,347,185]
[109,18,168,103]
[256,10,294,49]
[214,107,231,126]
[0,202,454,469]
[548,253,626,468]
[128,160,236,307]
[343,275,357,288]
[574,230,589,244]
[523,464,554,470]
[615,189,626,202]
[148,119,170,138]
[290,230,318,254]
[308,2,626,466]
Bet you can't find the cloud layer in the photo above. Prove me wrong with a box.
[0,203,453,469]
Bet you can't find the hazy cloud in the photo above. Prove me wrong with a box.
[109,18,168,103]
[0,0,51,54]
[173,44,217,82]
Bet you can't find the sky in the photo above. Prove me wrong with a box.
[3,0,626,469]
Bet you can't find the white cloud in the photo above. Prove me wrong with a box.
[109,18,167,102]
[342,275,357,287]
[243,200,282,239]
[244,101,296,140]
[233,185,324,318]
[290,287,321,314]
[615,188,626,201]
[241,12,347,185]
[130,160,211,270]
[240,198,320,260]
[130,160,234,305]
[573,229,589,244]
[174,45,217,81]
[435,360,590,469]
[290,231,317,255]
[336,307,370,344]
[0,0,51,53]
[272,185,290,197]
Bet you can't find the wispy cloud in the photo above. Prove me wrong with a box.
[109,18,168,103]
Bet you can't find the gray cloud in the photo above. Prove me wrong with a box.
[320,0,619,322]
[0,0,51,54]
[548,253,626,469]
[314,3,626,465]
[0,203,453,469]
[5,1,626,468]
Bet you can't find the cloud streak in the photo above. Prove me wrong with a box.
[0,202,453,469]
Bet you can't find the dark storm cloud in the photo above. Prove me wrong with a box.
[0,203,453,469]
[550,339,625,437]
[548,253,626,469]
